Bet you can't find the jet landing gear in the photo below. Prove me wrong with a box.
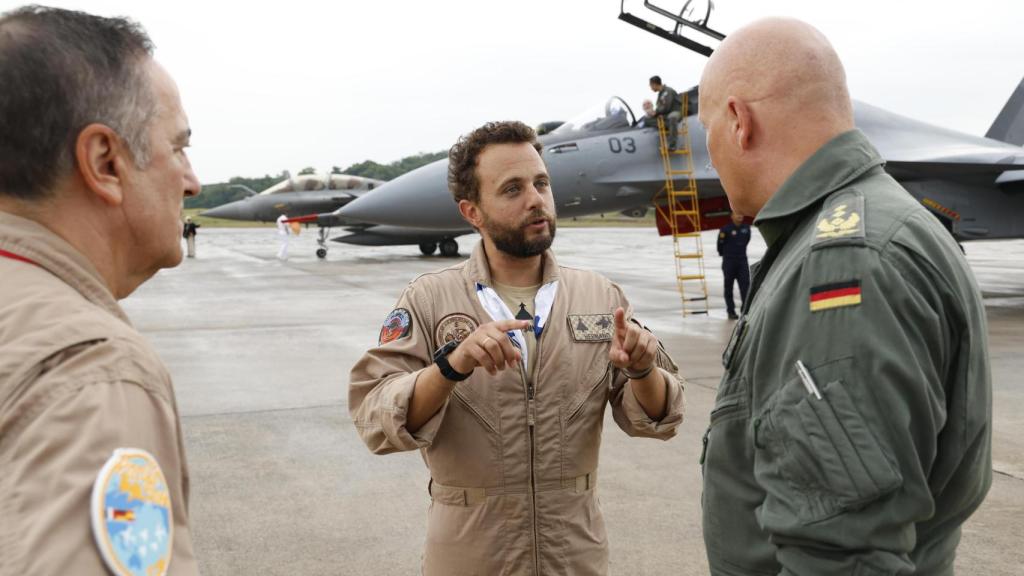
[418,239,459,257]
[439,238,459,258]
[316,227,330,259]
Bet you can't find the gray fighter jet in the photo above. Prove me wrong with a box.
[201,172,471,258]
[202,172,383,221]
[331,81,1024,241]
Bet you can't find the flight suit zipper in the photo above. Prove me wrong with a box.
[709,231,785,468]
[523,339,541,575]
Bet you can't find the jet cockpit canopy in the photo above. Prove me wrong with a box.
[258,174,378,195]
[549,97,636,139]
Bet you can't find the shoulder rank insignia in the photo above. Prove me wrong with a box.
[810,280,862,312]
[435,313,478,347]
[814,192,865,243]
[567,314,614,342]
[91,448,173,576]
[379,308,412,345]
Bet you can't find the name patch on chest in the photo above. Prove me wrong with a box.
[567,314,614,342]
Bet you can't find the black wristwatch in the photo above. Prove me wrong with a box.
[434,339,473,381]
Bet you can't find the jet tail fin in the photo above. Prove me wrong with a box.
[986,76,1024,145]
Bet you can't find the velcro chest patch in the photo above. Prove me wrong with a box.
[567,314,614,342]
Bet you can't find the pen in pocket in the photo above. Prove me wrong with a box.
[795,360,822,399]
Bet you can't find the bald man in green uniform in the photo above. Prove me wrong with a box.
[697,18,991,575]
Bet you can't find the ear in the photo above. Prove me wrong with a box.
[726,97,754,152]
[458,199,484,229]
[75,123,130,207]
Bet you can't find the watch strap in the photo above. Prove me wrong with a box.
[436,353,472,381]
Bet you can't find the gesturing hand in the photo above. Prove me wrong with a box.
[608,307,658,375]
[448,319,531,376]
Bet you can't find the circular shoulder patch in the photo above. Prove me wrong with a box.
[91,448,173,576]
[435,313,479,346]
[379,308,412,345]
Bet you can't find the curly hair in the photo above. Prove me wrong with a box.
[447,121,543,204]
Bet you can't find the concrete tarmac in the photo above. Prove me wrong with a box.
[122,226,1024,575]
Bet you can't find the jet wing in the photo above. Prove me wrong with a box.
[856,100,1024,179]
[884,161,1024,183]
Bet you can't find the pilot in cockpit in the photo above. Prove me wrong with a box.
[635,99,657,128]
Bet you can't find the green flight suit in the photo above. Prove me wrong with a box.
[701,130,992,575]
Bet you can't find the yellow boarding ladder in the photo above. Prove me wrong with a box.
[654,97,709,316]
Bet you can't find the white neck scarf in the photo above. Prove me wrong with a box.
[476,280,559,372]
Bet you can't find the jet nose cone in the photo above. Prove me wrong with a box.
[338,159,463,229]
[202,200,253,221]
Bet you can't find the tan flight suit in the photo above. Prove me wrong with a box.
[350,242,686,575]
[0,213,198,575]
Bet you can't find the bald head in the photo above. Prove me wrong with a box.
[699,18,855,216]
[703,18,852,126]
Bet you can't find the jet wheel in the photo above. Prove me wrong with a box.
[439,238,459,257]
[316,248,328,259]
[419,242,438,256]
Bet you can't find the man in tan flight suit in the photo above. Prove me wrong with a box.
[350,121,686,575]
[0,7,201,575]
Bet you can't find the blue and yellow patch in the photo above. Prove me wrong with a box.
[91,448,173,576]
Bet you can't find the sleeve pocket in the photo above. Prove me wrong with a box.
[755,378,903,525]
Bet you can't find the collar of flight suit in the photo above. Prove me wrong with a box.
[0,210,131,325]
[463,240,561,288]
[753,129,885,248]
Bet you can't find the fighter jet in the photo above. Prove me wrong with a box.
[201,172,471,258]
[202,172,384,224]
[332,80,1024,242]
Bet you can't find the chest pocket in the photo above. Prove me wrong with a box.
[562,314,614,425]
[450,380,500,434]
[753,361,903,525]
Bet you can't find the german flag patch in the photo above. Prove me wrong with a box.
[809,280,862,312]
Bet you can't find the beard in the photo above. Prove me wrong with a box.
[482,208,557,258]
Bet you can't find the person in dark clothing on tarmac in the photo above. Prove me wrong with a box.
[717,211,750,319]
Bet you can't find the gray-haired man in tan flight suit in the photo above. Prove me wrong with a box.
[0,7,201,575]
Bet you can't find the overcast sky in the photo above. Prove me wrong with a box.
[5,1,1022,183]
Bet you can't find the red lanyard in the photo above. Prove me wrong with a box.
[0,248,39,267]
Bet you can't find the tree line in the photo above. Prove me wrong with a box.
[185,150,447,209]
